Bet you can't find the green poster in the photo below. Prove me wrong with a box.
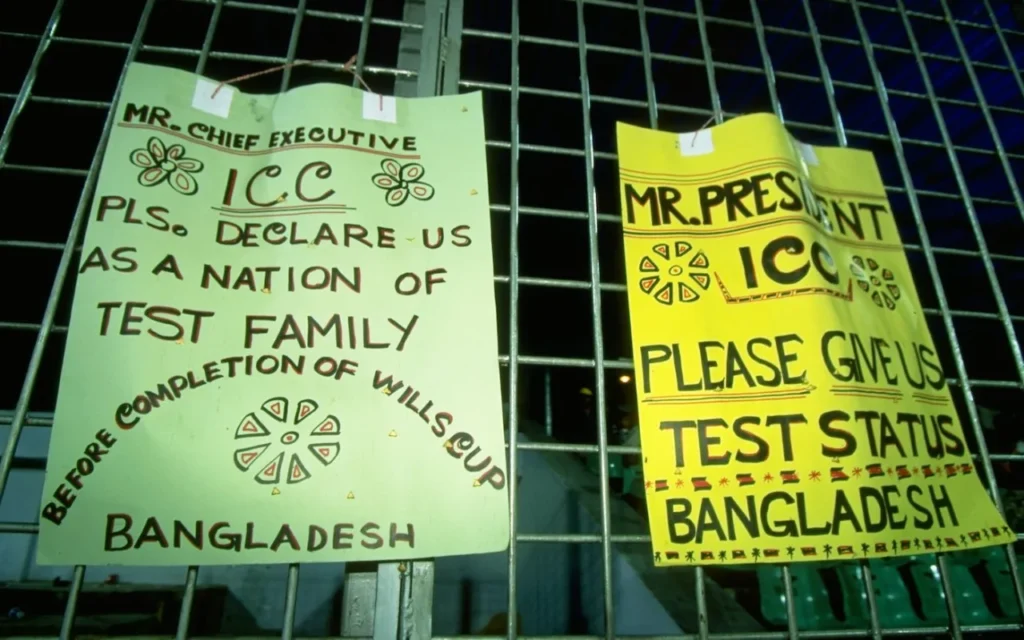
[37,62,510,565]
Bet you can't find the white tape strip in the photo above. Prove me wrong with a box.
[679,129,714,156]
[797,141,819,166]
[363,92,396,123]
[192,78,234,118]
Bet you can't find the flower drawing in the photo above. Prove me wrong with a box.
[371,159,435,206]
[129,137,204,195]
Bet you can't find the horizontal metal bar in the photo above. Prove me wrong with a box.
[0,163,87,176]
[0,632,1015,640]
[433,625,1024,640]
[2,269,1022,335]
[5,410,1021,464]
[831,0,1024,37]
[578,0,1024,64]
[0,522,38,534]
[4,405,1023,462]
[1,11,1016,127]
[8,138,1022,214]
[493,201,1024,258]
[188,0,423,30]
[489,136,1024,210]
[499,355,1024,392]
[0,31,130,49]
[3,1,423,34]
[0,637,345,640]
[0,322,66,333]
[508,443,1024,465]
[0,34,418,79]
[0,331,1014,382]
[0,239,74,251]
[460,78,1024,163]
[517,533,650,544]
[5,519,1020,542]
[500,276,1024,323]
[0,234,1021,315]
[461,27,1024,118]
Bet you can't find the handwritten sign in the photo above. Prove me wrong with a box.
[37,63,509,566]
[617,114,1011,566]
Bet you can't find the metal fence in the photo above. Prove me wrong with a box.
[2,0,1024,638]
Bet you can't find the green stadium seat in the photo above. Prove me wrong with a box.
[839,560,924,628]
[759,565,840,630]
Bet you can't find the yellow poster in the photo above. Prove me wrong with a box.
[617,114,1011,566]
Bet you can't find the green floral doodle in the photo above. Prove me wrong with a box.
[371,159,435,206]
[129,136,204,195]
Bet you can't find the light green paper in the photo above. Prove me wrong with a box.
[37,62,510,566]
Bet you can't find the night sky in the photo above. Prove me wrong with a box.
[2,0,1023,459]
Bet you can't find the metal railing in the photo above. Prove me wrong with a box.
[1,0,1023,639]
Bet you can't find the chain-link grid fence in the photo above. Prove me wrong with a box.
[0,0,438,636]
[452,0,1024,637]
[2,0,1024,638]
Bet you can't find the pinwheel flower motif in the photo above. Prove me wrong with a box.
[129,137,204,195]
[371,159,435,206]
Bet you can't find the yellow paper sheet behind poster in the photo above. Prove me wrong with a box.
[616,114,1011,567]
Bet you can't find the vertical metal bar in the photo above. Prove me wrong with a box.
[636,0,658,129]
[695,566,710,639]
[573,1,615,637]
[693,0,723,124]
[341,566,378,636]
[0,0,156,532]
[416,0,446,97]
[896,0,1024,434]
[281,5,307,635]
[939,0,1024,227]
[936,554,963,637]
[982,0,1024,102]
[281,563,300,640]
[389,3,449,631]
[194,0,224,76]
[0,0,64,168]
[692,3,721,636]
[441,0,464,96]
[174,568,199,640]
[505,1,522,637]
[397,564,412,640]
[373,563,402,640]
[413,2,445,628]
[781,565,799,640]
[859,563,883,640]
[748,0,782,121]
[353,0,375,88]
[794,3,878,636]
[897,0,1024,620]
[58,565,86,640]
[394,0,425,98]
[0,8,70,627]
[543,369,553,438]
[174,6,227,636]
[0,0,66,494]
[403,561,435,640]
[849,0,978,635]
[800,0,847,146]
[280,0,307,90]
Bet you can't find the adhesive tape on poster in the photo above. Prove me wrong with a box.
[192,78,233,118]
[363,92,397,123]
[678,129,713,156]
[797,141,819,166]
